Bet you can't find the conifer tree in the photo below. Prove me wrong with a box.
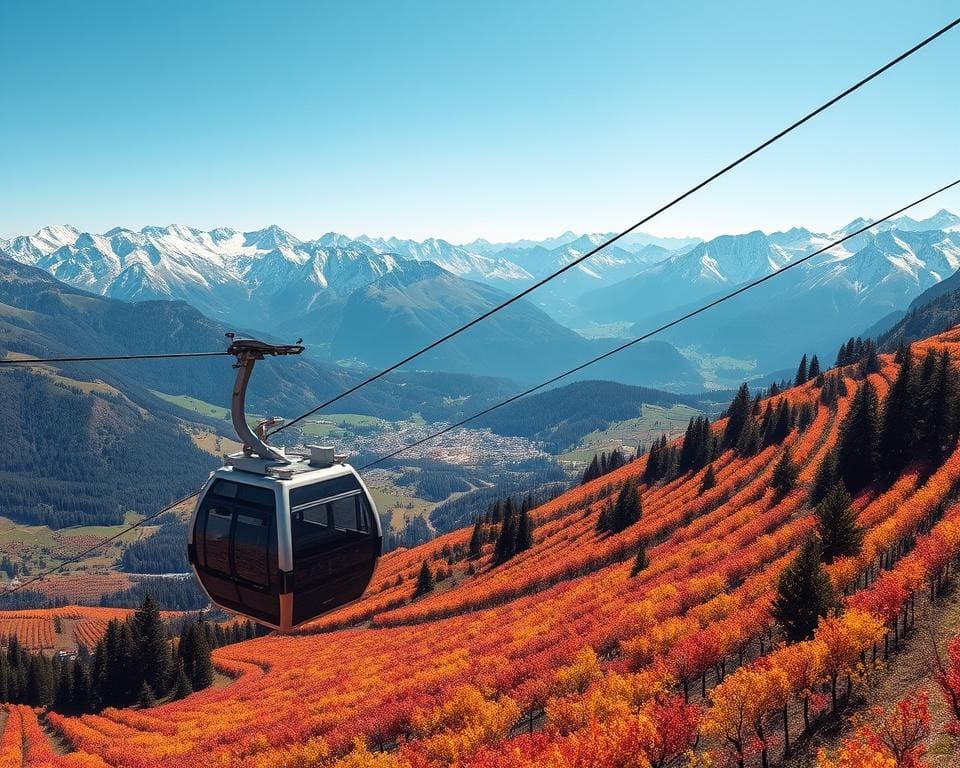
[894,340,911,365]
[836,379,880,493]
[171,662,193,700]
[771,447,798,501]
[699,464,716,494]
[795,354,808,386]
[188,624,213,691]
[928,350,959,463]
[643,436,666,484]
[808,354,821,379]
[772,535,834,642]
[55,662,73,712]
[515,508,534,554]
[723,383,751,450]
[413,561,435,597]
[735,418,761,457]
[72,654,92,713]
[26,655,52,706]
[468,518,483,559]
[860,340,881,376]
[809,450,838,506]
[630,544,648,577]
[596,500,613,533]
[132,594,171,697]
[609,479,641,534]
[815,484,863,563]
[879,353,917,478]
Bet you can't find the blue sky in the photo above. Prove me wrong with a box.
[1,1,958,241]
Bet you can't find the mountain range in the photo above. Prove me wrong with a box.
[0,225,701,389]
[3,208,960,384]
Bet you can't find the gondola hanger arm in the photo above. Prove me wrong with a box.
[225,333,304,463]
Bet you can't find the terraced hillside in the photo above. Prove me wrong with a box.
[6,329,960,767]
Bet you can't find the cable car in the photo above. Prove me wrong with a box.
[187,336,382,631]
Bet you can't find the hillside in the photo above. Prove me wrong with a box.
[877,270,960,351]
[2,326,958,765]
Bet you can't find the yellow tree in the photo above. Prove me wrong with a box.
[815,610,884,716]
[776,639,827,732]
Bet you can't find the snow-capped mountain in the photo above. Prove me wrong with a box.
[1,224,410,325]
[576,218,960,373]
[354,236,533,284]
[3,212,959,381]
[0,224,685,331]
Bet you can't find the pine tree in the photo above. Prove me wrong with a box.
[894,340,911,365]
[815,484,863,564]
[836,379,880,493]
[413,561,435,597]
[132,594,171,697]
[171,663,193,700]
[468,519,483,559]
[609,479,641,534]
[515,509,534,554]
[137,680,157,709]
[630,545,648,577]
[723,383,751,449]
[643,436,664,484]
[860,340,881,376]
[699,464,717,494]
[878,353,917,478]
[771,447,798,501]
[608,449,626,472]
[808,355,821,379]
[26,655,51,706]
[735,419,761,457]
[596,500,613,533]
[809,450,838,506]
[72,655,92,713]
[189,624,213,691]
[55,661,73,712]
[772,535,834,642]
[927,350,959,463]
[795,354,809,386]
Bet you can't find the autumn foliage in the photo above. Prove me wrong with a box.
[3,332,960,766]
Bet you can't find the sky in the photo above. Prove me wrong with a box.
[1,1,958,242]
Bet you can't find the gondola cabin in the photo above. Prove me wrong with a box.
[188,446,382,631]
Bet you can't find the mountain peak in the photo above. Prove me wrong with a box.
[34,224,80,249]
[242,225,301,251]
